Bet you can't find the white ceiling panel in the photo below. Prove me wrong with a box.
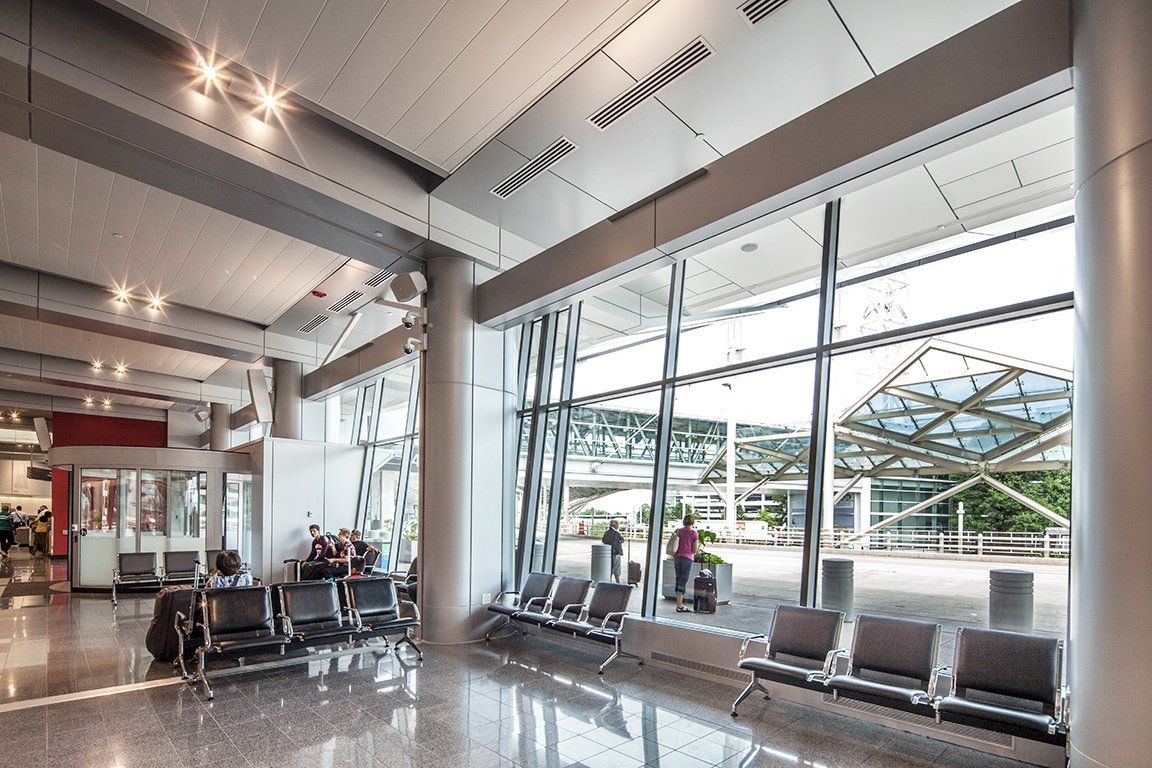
[691,217,821,296]
[195,0,267,63]
[1014,139,1074,186]
[352,0,506,134]
[319,0,450,118]
[424,0,654,170]
[240,0,328,82]
[282,0,388,103]
[831,0,1017,74]
[836,166,958,262]
[926,108,1073,184]
[112,0,654,173]
[603,0,872,155]
[0,317,225,380]
[0,134,350,326]
[939,162,1020,210]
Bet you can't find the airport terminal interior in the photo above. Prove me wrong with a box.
[0,0,1146,766]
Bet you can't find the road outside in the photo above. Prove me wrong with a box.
[555,534,1068,645]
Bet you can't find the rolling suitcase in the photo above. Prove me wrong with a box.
[146,585,200,662]
[627,561,642,586]
[692,573,717,614]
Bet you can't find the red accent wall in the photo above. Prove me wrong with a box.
[51,468,70,558]
[50,412,167,448]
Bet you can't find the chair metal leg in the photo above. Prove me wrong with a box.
[398,630,423,660]
[485,616,515,641]
[731,675,769,717]
[598,635,641,675]
[196,650,214,700]
[111,580,118,606]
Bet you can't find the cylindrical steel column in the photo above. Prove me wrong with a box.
[271,359,303,439]
[1071,2,1152,765]
[420,256,509,643]
[209,403,230,451]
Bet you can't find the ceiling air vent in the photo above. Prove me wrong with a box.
[739,0,789,26]
[490,137,578,199]
[327,291,364,313]
[588,37,713,131]
[298,314,329,334]
[364,269,395,288]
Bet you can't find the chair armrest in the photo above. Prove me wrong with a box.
[928,665,952,699]
[344,607,363,630]
[175,611,187,636]
[399,599,420,622]
[739,634,767,662]
[277,614,295,637]
[112,569,120,580]
[557,603,585,621]
[1056,685,1070,729]
[522,596,549,611]
[823,648,850,678]
[494,590,520,604]
[599,611,628,630]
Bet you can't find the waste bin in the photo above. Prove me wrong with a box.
[821,558,855,621]
[591,543,611,583]
[989,569,1034,632]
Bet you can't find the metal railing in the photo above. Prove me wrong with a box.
[559,522,1070,559]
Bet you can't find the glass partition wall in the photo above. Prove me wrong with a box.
[512,185,1074,642]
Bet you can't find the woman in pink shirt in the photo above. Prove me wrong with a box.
[672,515,699,613]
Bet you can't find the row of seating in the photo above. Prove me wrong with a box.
[732,605,1068,745]
[486,572,638,673]
[113,550,217,604]
[175,576,420,698]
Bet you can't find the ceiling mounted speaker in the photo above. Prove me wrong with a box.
[389,272,428,303]
[193,408,211,423]
[247,369,274,424]
[33,418,51,451]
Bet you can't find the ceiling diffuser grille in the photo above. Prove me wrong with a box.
[298,314,329,334]
[364,269,395,288]
[490,137,578,199]
[327,291,363,313]
[739,0,789,26]
[588,38,713,131]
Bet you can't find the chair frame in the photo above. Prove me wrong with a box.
[111,553,162,605]
[933,633,1069,739]
[549,584,637,674]
[826,617,945,712]
[342,578,424,659]
[731,607,845,716]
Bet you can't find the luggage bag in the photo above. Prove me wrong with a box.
[692,574,717,614]
[627,560,642,586]
[146,585,200,662]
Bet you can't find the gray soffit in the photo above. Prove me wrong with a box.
[475,0,1073,328]
[302,325,417,401]
[0,0,431,271]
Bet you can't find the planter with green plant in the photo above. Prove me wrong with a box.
[660,528,733,604]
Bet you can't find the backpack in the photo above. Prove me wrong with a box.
[665,530,680,557]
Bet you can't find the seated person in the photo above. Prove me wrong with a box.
[206,550,252,589]
[322,528,356,578]
[301,524,337,580]
[349,530,380,558]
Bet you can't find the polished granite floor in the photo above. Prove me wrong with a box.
[0,553,1037,768]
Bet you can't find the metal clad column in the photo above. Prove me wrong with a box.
[422,256,508,643]
[271,359,303,439]
[1071,2,1152,766]
[209,403,230,451]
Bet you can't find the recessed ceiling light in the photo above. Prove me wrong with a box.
[200,63,218,82]
[146,291,164,311]
[740,243,758,253]
[112,284,131,304]
[102,397,112,409]
[83,395,94,407]
[115,362,128,376]
[91,360,103,372]
[9,411,18,420]
[112,233,124,240]
[373,231,384,239]
[260,90,280,111]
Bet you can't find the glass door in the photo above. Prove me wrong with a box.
[223,473,253,564]
[77,468,135,587]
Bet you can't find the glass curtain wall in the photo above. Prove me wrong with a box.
[512,194,1074,641]
[340,361,421,571]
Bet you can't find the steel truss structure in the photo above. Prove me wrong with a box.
[509,203,1074,617]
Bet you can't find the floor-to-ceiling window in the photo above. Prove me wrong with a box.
[509,106,1074,641]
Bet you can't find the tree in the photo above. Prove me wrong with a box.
[638,503,652,525]
[756,493,789,527]
[951,470,1070,532]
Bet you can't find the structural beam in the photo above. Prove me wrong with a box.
[476,0,1071,328]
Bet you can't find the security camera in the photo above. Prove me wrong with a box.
[402,311,418,330]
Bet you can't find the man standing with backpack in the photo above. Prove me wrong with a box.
[601,520,625,583]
